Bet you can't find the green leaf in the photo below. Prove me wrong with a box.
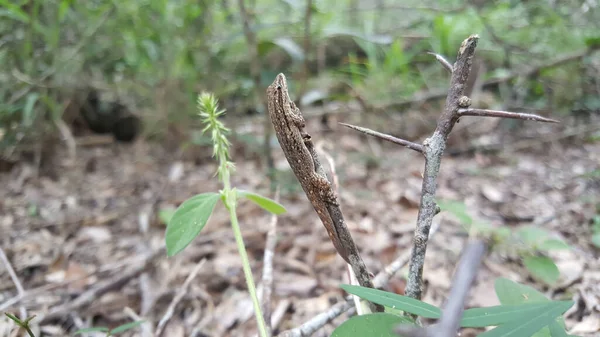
[22,93,40,127]
[523,256,560,285]
[158,208,176,226]
[461,302,561,328]
[331,313,413,337]
[165,192,220,256]
[549,321,570,337]
[517,226,550,247]
[478,301,573,337]
[237,190,286,215]
[110,320,145,333]
[584,36,600,49]
[538,239,570,251]
[591,233,600,248]
[0,0,30,23]
[494,277,550,305]
[494,278,572,337]
[437,200,473,227]
[340,284,441,319]
[74,327,110,334]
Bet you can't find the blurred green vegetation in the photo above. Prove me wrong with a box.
[1,0,599,156]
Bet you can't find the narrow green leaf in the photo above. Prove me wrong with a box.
[538,239,570,251]
[548,321,570,337]
[340,284,441,319]
[494,278,572,337]
[0,0,30,23]
[110,320,145,333]
[237,190,286,215]
[437,200,473,226]
[517,226,550,246]
[478,301,573,337]
[591,233,600,248]
[74,327,110,334]
[331,313,413,337]
[22,93,39,127]
[494,277,550,305]
[461,302,558,327]
[4,313,22,324]
[523,256,560,285]
[165,192,220,256]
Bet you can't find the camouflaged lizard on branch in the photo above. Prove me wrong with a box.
[266,75,383,310]
[266,73,352,263]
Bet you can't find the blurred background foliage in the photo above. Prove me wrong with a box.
[1,0,599,160]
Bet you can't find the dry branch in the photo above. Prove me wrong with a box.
[381,48,594,110]
[397,241,486,337]
[0,247,27,322]
[261,190,280,336]
[457,108,559,123]
[404,34,480,301]
[427,52,453,73]
[340,123,425,154]
[40,248,163,323]
[155,259,207,336]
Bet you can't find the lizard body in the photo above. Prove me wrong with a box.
[266,73,351,264]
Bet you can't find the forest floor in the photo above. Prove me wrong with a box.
[1,108,599,337]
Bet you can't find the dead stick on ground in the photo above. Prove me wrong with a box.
[155,259,207,336]
[40,248,164,323]
[0,247,27,322]
[277,222,438,337]
[261,189,280,336]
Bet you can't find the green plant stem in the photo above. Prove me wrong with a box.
[226,191,268,337]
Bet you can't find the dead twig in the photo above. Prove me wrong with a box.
[261,189,280,336]
[340,123,425,154]
[278,300,353,337]
[277,223,439,337]
[427,52,453,73]
[0,247,27,323]
[155,259,207,336]
[40,248,164,323]
[404,34,480,301]
[381,48,594,110]
[395,241,486,337]
[457,108,559,123]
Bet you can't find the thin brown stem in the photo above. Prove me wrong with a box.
[261,189,279,336]
[427,52,453,73]
[405,34,479,301]
[340,123,424,154]
[458,108,560,123]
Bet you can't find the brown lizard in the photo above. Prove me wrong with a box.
[267,74,382,312]
[266,73,351,263]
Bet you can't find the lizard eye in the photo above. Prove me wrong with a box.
[276,85,282,90]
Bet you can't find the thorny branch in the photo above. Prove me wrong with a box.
[342,34,558,303]
[395,241,486,337]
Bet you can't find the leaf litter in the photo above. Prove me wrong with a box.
[0,112,598,337]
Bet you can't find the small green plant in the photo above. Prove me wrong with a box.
[74,320,145,336]
[332,278,574,337]
[591,214,600,248]
[5,313,36,337]
[164,92,285,337]
[438,199,571,286]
